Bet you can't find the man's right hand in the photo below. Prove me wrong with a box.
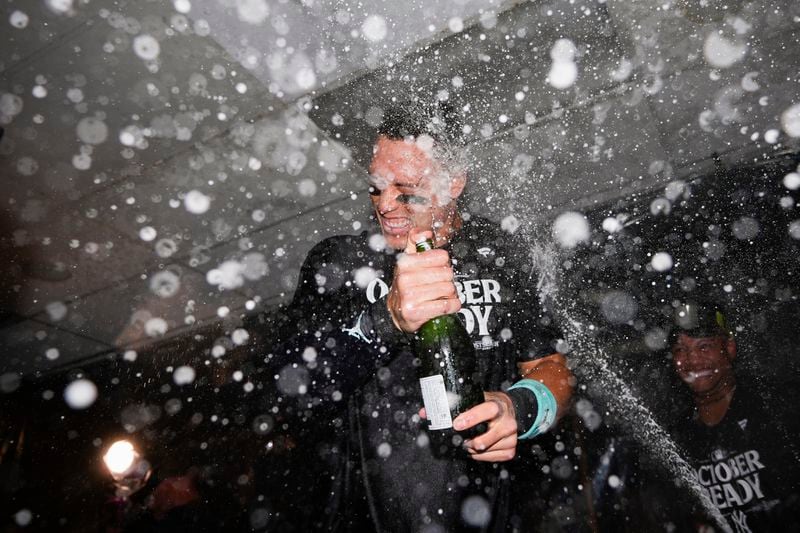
[386,230,462,333]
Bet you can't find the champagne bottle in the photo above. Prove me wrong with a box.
[414,237,484,456]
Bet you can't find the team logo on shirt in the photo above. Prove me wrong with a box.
[363,275,503,348]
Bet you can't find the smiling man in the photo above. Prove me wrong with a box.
[261,100,574,532]
[669,301,800,532]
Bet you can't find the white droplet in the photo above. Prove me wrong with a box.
[501,215,520,234]
[232,328,250,345]
[650,197,672,216]
[217,306,230,318]
[783,172,800,190]
[664,180,687,201]
[354,267,377,289]
[601,291,638,324]
[602,217,622,233]
[789,220,800,240]
[212,345,226,358]
[781,103,800,138]
[45,0,73,14]
[550,38,577,62]
[377,442,392,458]
[448,17,464,33]
[184,190,211,214]
[547,60,578,89]
[64,379,98,409]
[295,67,316,90]
[133,35,160,60]
[14,509,32,527]
[608,474,621,488]
[123,350,138,362]
[173,0,191,13]
[46,301,68,321]
[741,71,760,92]
[139,226,157,242]
[9,11,29,28]
[236,82,247,94]
[362,15,388,42]
[650,252,673,272]
[302,346,317,363]
[144,317,168,337]
[703,32,747,69]
[76,117,109,145]
[173,365,196,385]
[236,0,270,24]
[45,348,60,361]
[764,129,780,144]
[155,238,178,258]
[32,85,47,98]
[552,211,590,249]
[368,233,387,252]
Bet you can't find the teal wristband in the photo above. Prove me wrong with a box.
[508,379,557,440]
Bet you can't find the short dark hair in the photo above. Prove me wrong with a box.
[670,300,732,344]
[377,99,465,148]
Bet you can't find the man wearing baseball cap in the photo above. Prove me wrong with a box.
[669,300,800,532]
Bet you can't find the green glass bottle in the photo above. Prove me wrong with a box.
[414,238,484,456]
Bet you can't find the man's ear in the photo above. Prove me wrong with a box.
[449,172,467,200]
[726,338,737,361]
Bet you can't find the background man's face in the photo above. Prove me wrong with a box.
[671,334,735,394]
[368,136,462,250]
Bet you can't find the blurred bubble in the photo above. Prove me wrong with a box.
[731,216,760,240]
[237,0,269,24]
[1,372,21,393]
[602,217,622,233]
[184,190,211,214]
[173,365,196,385]
[252,414,274,435]
[14,509,32,526]
[703,31,747,68]
[552,211,589,249]
[9,11,29,28]
[501,215,520,234]
[232,328,250,345]
[783,172,800,190]
[608,474,621,489]
[362,15,388,42]
[64,379,98,409]
[664,180,686,201]
[16,157,39,176]
[354,267,377,289]
[644,328,668,350]
[133,35,160,60]
[46,301,68,321]
[0,93,24,123]
[448,17,464,32]
[139,226,157,242]
[155,238,178,258]
[548,60,578,90]
[149,270,181,298]
[368,233,387,252]
[650,252,673,272]
[144,317,168,337]
[460,495,491,527]
[76,117,109,145]
[782,103,800,137]
[789,220,800,240]
[250,508,271,529]
[551,456,573,479]
[377,442,392,458]
[276,365,309,396]
[650,197,671,216]
[601,291,638,324]
[298,178,317,197]
[45,348,60,361]
[173,0,191,13]
[45,0,73,14]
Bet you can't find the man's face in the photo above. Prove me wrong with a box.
[671,333,735,394]
[367,135,464,250]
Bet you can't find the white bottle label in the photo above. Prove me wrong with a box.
[420,374,453,430]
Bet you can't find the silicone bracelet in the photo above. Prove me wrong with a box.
[507,379,557,440]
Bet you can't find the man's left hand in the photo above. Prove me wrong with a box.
[420,391,518,462]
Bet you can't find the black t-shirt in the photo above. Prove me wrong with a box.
[672,383,800,532]
[263,216,561,532]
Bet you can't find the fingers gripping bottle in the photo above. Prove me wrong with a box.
[413,237,484,456]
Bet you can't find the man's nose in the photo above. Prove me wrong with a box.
[377,186,400,214]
